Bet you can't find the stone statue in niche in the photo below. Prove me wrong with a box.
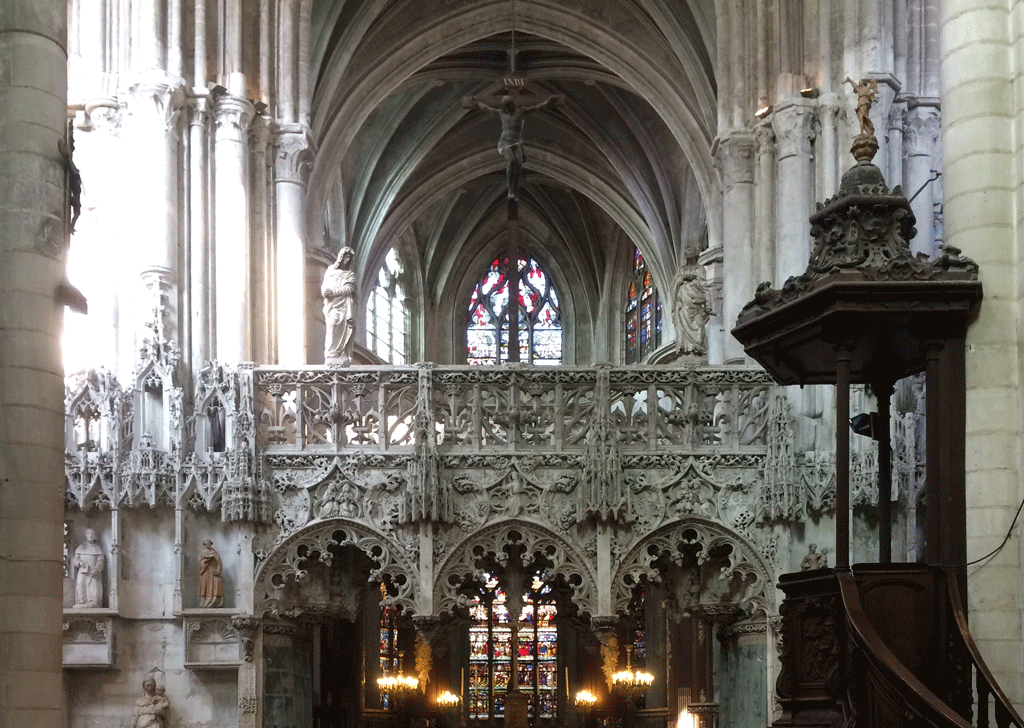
[800,544,828,571]
[134,677,170,728]
[322,247,357,365]
[205,401,226,452]
[199,540,224,607]
[672,260,710,356]
[461,91,562,200]
[73,528,105,608]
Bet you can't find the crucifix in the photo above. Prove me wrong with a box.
[459,14,563,362]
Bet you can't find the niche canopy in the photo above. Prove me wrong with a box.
[731,135,981,387]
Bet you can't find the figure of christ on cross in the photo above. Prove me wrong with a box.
[461,91,563,201]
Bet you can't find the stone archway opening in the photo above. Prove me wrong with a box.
[610,520,776,728]
[428,528,594,728]
[261,540,427,728]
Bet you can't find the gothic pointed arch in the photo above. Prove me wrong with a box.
[254,518,419,617]
[433,519,597,618]
[612,517,774,618]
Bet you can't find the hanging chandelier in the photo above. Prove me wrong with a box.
[436,691,460,708]
[611,646,654,700]
[378,651,419,697]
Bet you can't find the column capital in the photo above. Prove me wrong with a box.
[272,126,314,185]
[771,102,815,159]
[716,133,755,187]
[249,113,271,150]
[213,95,255,141]
[122,80,187,136]
[904,104,941,156]
[753,123,776,157]
[887,99,907,134]
[187,93,212,128]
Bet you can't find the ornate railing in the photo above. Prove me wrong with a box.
[834,568,1024,728]
[253,365,775,455]
[65,364,924,536]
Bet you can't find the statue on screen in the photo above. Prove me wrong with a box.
[134,677,170,728]
[198,540,224,608]
[73,528,105,608]
[672,260,710,357]
[323,247,357,365]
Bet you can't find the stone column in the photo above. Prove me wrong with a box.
[65,100,121,372]
[213,95,255,362]
[941,0,1022,703]
[753,124,775,289]
[904,102,940,258]
[772,102,825,429]
[119,80,186,379]
[886,101,906,193]
[233,616,262,728]
[189,94,212,377]
[0,1,67,725]
[771,102,815,284]
[718,134,755,361]
[263,622,313,728]
[274,128,313,365]
[865,78,900,181]
[249,115,271,364]
[815,98,840,200]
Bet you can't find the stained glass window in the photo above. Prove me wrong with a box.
[365,248,407,364]
[625,247,662,363]
[379,582,399,709]
[467,573,558,720]
[467,256,562,365]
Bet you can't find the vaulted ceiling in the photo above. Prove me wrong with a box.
[305,0,718,358]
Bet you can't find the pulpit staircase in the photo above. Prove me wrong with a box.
[774,564,1023,728]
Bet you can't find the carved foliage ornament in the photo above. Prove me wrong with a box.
[739,149,979,321]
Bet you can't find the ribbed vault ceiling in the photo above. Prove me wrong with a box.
[306,0,717,358]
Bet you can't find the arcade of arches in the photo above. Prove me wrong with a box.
[5,1,1024,728]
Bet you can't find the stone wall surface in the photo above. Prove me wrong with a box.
[941,0,1024,707]
[66,619,237,728]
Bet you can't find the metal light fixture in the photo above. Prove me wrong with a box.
[849,412,881,439]
[378,651,419,698]
[754,104,773,119]
[377,674,420,694]
[575,690,598,710]
[611,646,654,700]
[436,691,460,708]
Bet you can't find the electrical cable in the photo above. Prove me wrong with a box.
[966,493,1024,566]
